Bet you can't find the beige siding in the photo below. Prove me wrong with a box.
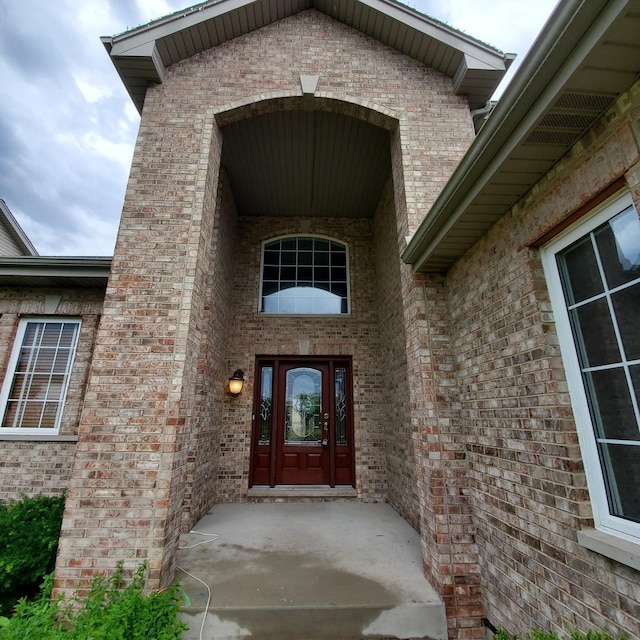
[0,220,24,256]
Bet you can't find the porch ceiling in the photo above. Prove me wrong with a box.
[220,109,391,218]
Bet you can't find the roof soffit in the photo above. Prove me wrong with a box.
[402,0,640,273]
[102,0,510,113]
[0,257,111,288]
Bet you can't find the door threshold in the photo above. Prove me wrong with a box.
[248,485,357,499]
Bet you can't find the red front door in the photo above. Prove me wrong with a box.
[250,357,354,487]
[278,363,329,485]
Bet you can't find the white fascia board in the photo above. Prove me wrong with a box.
[107,0,257,53]
[108,40,166,83]
[453,53,507,96]
[105,0,507,72]
[453,53,507,87]
[0,257,112,278]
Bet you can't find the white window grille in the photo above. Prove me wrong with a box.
[0,318,81,434]
[259,236,350,315]
[542,191,640,542]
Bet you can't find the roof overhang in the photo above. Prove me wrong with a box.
[0,257,112,289]
[102,0,512,114]
[402,0,640,273]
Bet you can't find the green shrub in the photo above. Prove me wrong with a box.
[0,562,188,639]
[0,494,66,616]
[494,627,626,640]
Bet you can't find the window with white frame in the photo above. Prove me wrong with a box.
[0,318,81,433]
[542,191,640,542]
[260,236,350,314]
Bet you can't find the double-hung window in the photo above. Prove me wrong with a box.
[0,318,81,434]
[542,191,640,542]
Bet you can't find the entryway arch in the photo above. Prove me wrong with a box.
[195,93,411,504]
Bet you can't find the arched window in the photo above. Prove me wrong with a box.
[260,236,349,314]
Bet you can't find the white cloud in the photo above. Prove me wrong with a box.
[25,206,118,257]
[124,102,140,123]
[75,77,113,103]
[432,0,558,52]
[0,0,557,257]
[136,0,178,22]
[82,132,134,170]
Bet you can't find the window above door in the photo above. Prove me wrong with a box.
[259,236,350,315]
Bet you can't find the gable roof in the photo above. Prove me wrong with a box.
[0,200,38,257]
[102,0,513,114]
[402,0,640,273]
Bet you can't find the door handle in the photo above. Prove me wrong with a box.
[321,438,328,447]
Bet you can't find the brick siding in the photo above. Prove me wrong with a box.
[445,80,640,638]
[0,288,103,500]
[52,7,478,633]
[8,8,638,639]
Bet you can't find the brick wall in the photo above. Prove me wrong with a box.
[412,273,484,639]
[219,214,387,502]
[182,171,237,528]
[54,6,476,607]
[445,80,640,637]
[373,179,418,526]
[54,97,224,590]
[0,288,104,500]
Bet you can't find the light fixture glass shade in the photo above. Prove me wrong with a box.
[229,369,244,396]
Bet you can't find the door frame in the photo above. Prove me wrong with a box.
[249,355,355,488]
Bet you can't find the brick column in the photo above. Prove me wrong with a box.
[54,100,223,592]
[405,272,484,639]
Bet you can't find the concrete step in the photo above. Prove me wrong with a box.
[180,603,445,639]
[247,485,359,502]
[177,503,447,640]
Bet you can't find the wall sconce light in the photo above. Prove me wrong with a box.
[228,369,244,396]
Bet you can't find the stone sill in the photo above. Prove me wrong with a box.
[577,528,640,571]
[248,485,357,499]
[0,434,79,442]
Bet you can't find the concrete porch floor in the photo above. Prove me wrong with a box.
[177,502,447,640]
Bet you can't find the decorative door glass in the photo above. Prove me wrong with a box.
[259,367,273,444]
[335,367,347,444]
[285,367,322,443]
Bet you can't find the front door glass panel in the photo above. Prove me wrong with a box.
[285,367,321,443]
[335,367,347,444]
[259,367,273,444]
[251,358,354,488]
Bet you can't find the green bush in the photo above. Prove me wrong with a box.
[494,626,626,640]
[0,494,66,615]
[0,562,188,639]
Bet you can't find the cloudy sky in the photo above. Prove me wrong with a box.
[0,0,558,257]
